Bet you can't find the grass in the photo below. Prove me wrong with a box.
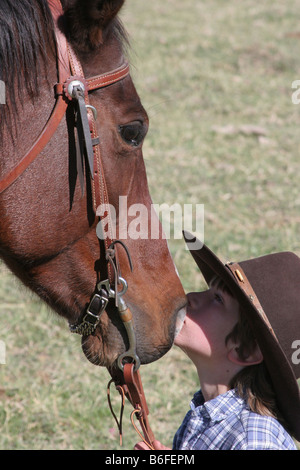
[1,0,300,450]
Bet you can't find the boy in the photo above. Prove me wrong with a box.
[135,231,300,450]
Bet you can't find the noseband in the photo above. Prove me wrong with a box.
[0,0,155,448]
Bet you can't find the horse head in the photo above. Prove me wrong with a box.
[0,0,186,370]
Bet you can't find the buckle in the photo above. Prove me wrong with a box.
[69,292,109,336]
[83,293,108,326]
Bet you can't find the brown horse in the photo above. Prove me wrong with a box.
[0,0,186,370]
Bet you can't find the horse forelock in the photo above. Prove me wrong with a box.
[0,0,54,133]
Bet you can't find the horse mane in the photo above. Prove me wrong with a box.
[0,0,129,133]
[0,0,54,133]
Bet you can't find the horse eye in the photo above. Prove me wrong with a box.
[119,122,145,147]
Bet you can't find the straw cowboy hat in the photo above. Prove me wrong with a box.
[183,231,300,441]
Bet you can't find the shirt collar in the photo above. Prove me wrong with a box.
[191,389,246,423]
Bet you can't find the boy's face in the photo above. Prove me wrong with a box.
[174,283,240,366]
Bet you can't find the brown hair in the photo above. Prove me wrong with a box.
[210,276,290,431]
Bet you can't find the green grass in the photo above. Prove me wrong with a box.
[1,0,300,449]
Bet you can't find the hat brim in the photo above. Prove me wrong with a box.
[183,231,300,441]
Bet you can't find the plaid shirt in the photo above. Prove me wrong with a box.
[173,389,297,450]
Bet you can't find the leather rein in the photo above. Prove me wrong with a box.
[0,0,155,449]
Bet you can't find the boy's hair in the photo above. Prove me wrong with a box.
[210,276,291,433]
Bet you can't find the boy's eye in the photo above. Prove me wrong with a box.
[214,293,224,304]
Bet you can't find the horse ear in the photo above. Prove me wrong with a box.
[64,0,126,50]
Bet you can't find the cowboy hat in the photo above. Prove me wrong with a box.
[183,231,300,441]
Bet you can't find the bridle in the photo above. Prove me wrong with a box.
[0,0,155,449]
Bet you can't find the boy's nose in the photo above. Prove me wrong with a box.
[187,291,209,310]
[187,291,204,310]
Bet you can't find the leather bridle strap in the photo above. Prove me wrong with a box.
[124,364,156,450]
[107,364,156,450]
[64,41,128,284]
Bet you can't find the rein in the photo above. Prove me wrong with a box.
[0,0,155,449]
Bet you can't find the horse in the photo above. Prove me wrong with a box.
[0,0,186,375]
